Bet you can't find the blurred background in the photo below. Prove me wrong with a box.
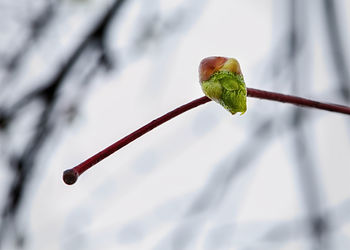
[1,0,350,249]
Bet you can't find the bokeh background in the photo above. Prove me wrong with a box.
[1,0,350,249]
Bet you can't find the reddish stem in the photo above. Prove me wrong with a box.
[63,88,350,185]
[248,88,350,114]
[63,96,211,185]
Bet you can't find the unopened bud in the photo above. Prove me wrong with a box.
[199,56,246,115]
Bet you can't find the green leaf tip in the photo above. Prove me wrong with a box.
[199,57,247,115]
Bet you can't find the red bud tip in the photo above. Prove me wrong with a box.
[63,169,79,185]
[199,56,228,82]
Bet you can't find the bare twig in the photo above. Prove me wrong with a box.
[63,88,350,185]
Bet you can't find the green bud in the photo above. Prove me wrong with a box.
[199,57,247,115]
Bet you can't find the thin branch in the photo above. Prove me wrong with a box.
[63,96,210,184]
[248,88,350,114]
[63,88,350,185]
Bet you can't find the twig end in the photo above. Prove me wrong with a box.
[63,169,79,185]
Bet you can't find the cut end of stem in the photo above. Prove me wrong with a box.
[63,169,79,185]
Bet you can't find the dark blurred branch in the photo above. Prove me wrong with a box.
[322,0,350,102]
[4,1,57,73]
[0,0,127,128]
[170,117,275,249]
[0,0,128,248]
[289,1,329,249]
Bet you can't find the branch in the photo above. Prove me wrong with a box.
[248,88,350,114]
[63,88,350,185]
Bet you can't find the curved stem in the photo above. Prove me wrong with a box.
[247,88,350,114]
[63,88,350,185]
[63,96,211,185]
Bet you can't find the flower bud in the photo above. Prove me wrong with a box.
[199,56,247,115]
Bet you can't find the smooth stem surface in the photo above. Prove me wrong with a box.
[63,88,350,185]
[248,88,350,114]
[63,96,211,185]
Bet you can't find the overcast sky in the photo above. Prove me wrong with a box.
[1,0,350,249]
